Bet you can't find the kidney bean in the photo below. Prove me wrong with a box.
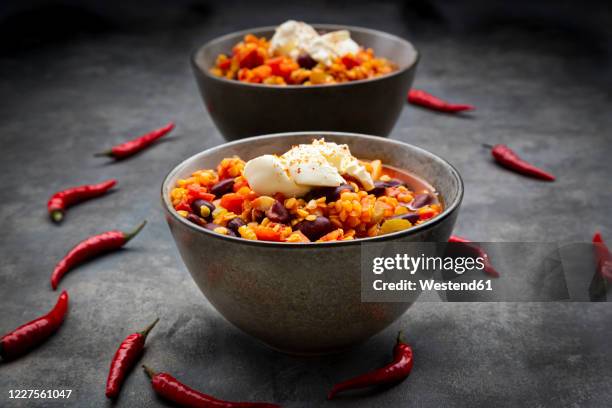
[226,217,246,234]
[186,214,205,226]
[191,199,215,219]
[327,184,355,202]
[204,223,223,231]
[297,53,317,69]
[266,200,290,224]
[203,223,236,237]
[387,179,406,187]
[296,216,334,241]
[369,181,389,196]
[393,212,420,224]
[210,179,234,196]
[408,193,432,210]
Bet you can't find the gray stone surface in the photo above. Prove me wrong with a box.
[1,1,611,407]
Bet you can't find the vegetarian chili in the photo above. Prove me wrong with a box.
[51,221,146,290]
[142,365,281,408]
[0,291,68,361]
[448,235,500,278]
[106,318,159,399]
[328,331,413,399]
[95,122,175,160]
[484,144,555,181]
[171,143,444,243]
[407,89,474,113]
[47,179,117,223]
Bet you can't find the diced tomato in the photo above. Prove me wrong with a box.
[186,184,215,202]
[341,54,360,69]
[255,227,282,242]
[238,45,265,68]
[175,200,191,212]
[218,58,231,70]
[266,56,298,80]
[267,57,286,76]
[220,193,245,214]
[418,208,436,220]
[196,191,216,202]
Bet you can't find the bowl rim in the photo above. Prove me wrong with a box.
[191,23,420,90]
[161,131,464,248]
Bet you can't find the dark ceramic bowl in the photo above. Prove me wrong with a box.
[191,25,419,141]
[162,132,462,354]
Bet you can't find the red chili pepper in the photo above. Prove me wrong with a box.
[0,291,68,361]
[448,235,500,278]
[590,231,612,300]
[47,179,117,223]
[142,365,280,408]
[593,232,612,282]
[105,318,159,399]
[484,144,555,181]
[407,89,474,113]
[95,122,175,160]
[328,331,413,399]
[51,221,146,290]
[448,235,470,243]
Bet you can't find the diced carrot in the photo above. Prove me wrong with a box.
[220,193,245,213]
[254,227,282,241]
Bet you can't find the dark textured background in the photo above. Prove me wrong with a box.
[1,1,611,407]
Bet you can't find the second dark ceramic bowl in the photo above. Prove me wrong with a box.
[191,25,419,140]
[162,132,462,355]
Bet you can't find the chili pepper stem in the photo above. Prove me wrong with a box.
[93,150,113,158]
[397,330,406,345]
[51,210,64,223]
[142,364,157,379]
[124,220,147,242]
[482,143,494,149]
[139,318,160,339]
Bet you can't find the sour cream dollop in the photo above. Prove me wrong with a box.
[243,139,374,198]
[269,20,360,66]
